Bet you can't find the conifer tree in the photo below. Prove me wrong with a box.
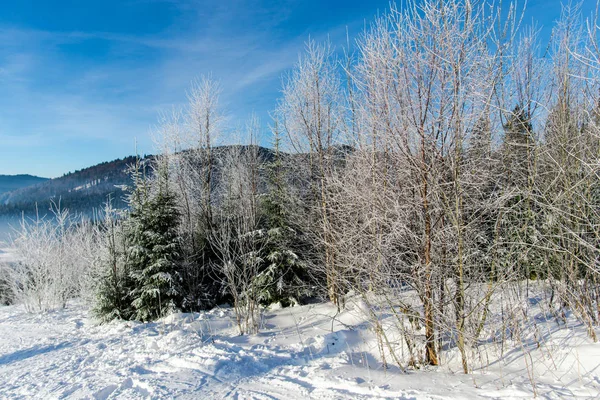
[255,124,311,306]
[124,157,183,322]
[499,105,543,280]
[502,105,535,188]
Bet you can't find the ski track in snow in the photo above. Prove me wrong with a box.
[0,298,599,399]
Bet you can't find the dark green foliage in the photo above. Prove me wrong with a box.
[252,226,311,306]
[92,145,318,321]
[498,105,545,279]
[125,163,183,322]
[95,159,183,322]
[253,134,313,306]
[94,257,133,322]
[179,227,224,312]
[0,270,13,305]
[128,192,183,321]
[502,105,534,188]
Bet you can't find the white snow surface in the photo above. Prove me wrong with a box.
[0,296,599,399]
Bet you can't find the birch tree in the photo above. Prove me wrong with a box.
[276,40,346,308]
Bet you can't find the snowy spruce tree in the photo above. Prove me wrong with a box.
[123,156,183,322]
[499,105,545,280]
[254,126,312,306]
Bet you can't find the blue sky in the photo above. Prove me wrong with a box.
[0,0,592,178]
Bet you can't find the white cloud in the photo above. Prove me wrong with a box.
[0,0,369,175]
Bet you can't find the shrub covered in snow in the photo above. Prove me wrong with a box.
[4,203,102,312]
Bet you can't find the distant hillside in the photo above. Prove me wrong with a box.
[0,156,146,217]
[0,145,350,241]
[0,145,351,220]
[0,147,279,219]
[0,175,49,196]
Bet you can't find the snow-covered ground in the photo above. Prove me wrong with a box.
[0,295,599,399]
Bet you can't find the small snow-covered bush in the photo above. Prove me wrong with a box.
[5,204,102,312]
[0,263,13,305]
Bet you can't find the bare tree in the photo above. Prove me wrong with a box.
[152,77,225,310]
[276,39,347,308]
[211,118,266,334]
[331,0,536,371]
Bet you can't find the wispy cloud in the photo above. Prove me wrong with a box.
[0,0,391,177]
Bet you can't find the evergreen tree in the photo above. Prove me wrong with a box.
[464,113,497,277]
[124,157,183,322]
[502,105,534,188]
[0,270,13,305]
[499,105,543,279]
[255,126,312,306]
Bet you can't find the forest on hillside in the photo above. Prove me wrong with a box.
[0,156,142,217]
[0,175,48,196]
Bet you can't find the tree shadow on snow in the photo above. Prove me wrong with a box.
[0,341,72,366]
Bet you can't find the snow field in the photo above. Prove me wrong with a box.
[0,291,599,399]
